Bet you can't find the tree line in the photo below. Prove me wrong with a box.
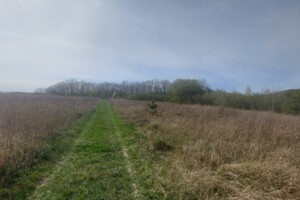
[201,89,300,114]
[38,79,300,114]
[39,79,209,102]
[40,79,172,100]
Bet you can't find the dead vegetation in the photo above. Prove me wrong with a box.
[111,99,300,199]
[0,93,99,183]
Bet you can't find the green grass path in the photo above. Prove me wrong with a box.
[30,101,142,200]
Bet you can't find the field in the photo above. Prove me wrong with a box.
[112,99,300,199]
[0,94,299,199]
[0,93,99,185]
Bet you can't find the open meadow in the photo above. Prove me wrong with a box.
[1,94,299,199]
[112,99,300,199]
[0,93,99,186]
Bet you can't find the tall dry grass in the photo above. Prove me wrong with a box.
[0,93,99,182]
[112,99,300,199]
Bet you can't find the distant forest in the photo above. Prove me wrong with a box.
[37,79,300,114]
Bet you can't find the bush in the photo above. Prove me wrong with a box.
[147,100,158,114]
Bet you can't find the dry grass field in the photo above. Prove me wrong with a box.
[0,93,99,183]
[112,99,300,199]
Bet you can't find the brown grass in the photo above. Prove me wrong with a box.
[0,93,99,182]
[111,99,300,199]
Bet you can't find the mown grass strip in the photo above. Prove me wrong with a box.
[30,101,135,200]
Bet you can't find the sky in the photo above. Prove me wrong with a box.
[0,0,300,92]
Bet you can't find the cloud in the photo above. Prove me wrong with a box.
[0,0,299,92]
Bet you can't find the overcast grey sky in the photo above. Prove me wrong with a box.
[0,0,300,92]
